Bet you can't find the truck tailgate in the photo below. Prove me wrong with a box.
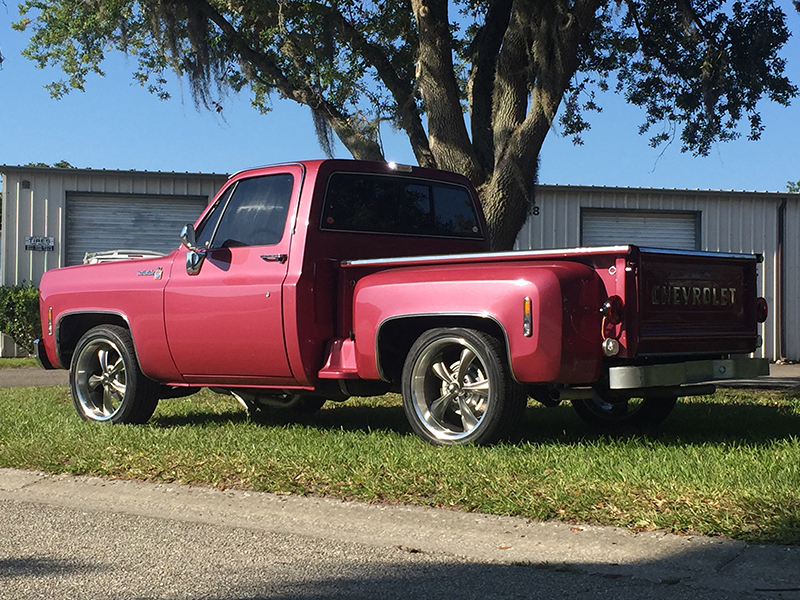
[634,248,760,356]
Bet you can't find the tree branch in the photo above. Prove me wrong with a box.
[411,0,483,180]
[485,0,603,248]
[467,0,513,176]
[492,6,530,167]
[316,2,435,167]
[189,0,384,160]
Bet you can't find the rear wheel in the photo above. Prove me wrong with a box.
[571,394,677,429]
[401,328,526,445]
[69,325,159,424]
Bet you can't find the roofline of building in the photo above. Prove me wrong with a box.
[2,165,796,198]
[536,182,797,198]
[0,165,228,180]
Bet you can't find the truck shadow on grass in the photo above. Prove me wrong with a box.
[153,390,800,446]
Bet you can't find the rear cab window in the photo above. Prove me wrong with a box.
[320,172,483,239]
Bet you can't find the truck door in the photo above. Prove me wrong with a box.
[164,168,301,384]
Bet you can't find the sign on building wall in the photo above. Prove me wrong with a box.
[25,236,55,251]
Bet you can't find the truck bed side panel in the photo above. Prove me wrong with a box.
[352,261,604,384]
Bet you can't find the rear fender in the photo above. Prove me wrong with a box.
[353,262,604,384]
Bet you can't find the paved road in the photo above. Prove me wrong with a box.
[1,469,799,600]
[0,367,68,388]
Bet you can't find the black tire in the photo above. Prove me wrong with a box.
[571,394,677,429]
[69,325,159,424]
[401,327,526,445]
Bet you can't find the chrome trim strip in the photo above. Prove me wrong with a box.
[54,310,132,366]
[342,246,635,268]
[342,245,762,269]
[638,247,760,261]
[608,358,770,390]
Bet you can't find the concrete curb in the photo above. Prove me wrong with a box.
[1,468,798,596]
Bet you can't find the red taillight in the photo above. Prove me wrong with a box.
[756,297,768,323]
[600,295,624,325]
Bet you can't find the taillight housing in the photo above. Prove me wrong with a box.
[600,295,624,325]
[756,297,768,323]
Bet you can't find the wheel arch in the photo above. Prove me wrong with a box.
[375,314,510,385]
[56,311,130,368]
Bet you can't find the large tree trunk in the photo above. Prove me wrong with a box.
[479,0,603,250]
[411,0,484,182]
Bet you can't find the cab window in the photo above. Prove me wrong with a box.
[197,174,294,248]
[321,173,483,238]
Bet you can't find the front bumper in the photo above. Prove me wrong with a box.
[609,358,770,390]
[34,338,55,370]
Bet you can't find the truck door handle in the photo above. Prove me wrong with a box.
[261,254,288,264]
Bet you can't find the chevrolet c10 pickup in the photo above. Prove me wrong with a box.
[35,159,770,445]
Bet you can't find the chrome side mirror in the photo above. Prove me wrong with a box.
[186,250,206,276]
[181,224,199,251]
[181,224,206,276]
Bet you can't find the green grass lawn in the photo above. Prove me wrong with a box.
[0,357,39,369]
[0,385,797,544]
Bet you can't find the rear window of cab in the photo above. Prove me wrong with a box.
[321,172,483,239]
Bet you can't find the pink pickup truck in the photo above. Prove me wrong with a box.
[35,159,769,445]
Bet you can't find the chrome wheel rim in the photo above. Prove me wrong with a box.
[409,336,490,442]
[73,337,127,421]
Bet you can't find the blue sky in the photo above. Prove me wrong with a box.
[1,2,799,192]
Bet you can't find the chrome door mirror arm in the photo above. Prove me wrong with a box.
[181,224,207,276]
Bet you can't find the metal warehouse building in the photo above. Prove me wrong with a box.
[0,165,228,355]
[0,165,796,361]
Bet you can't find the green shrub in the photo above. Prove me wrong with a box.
[0,284,42,353]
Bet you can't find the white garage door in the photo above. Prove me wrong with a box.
[581,209,699,251]
[66,194,209,266]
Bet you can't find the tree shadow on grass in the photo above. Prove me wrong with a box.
[517,398,800,446]
[151,398,414,436]
[151,391,800,448]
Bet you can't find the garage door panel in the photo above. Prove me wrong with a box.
[67,194,208,265]
[581,209,698,251]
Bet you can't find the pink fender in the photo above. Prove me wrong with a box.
[38,255,183,382]
[352,261,604,384]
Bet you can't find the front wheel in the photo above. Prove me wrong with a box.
[70,325,159,424]
[571,394,677,429]
[401,328,526,445]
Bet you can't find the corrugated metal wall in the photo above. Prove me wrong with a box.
[1,167,228,286]
[516,185,796,361]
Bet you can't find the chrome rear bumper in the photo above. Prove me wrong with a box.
[609,358,770,390]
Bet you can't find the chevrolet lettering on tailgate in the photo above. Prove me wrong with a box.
[650,284,737,307]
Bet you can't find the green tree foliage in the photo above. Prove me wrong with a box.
[24,160,75,168]
[788,181,800,193]
[0,284,41,353]
[13,1,797,249]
